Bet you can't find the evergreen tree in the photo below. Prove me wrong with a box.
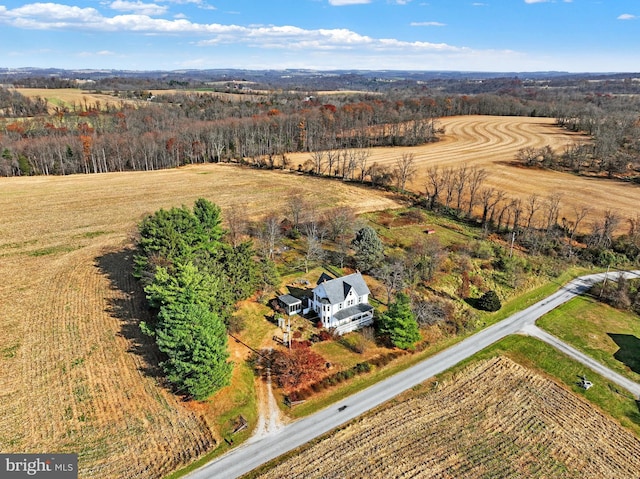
[478,290,502,312]
[134,198,276,399]
[378,292,421,350]
[192,198,225,251]
[144,261,216,309]
[134,206,205,280]
[219,242,260,300]
[155,301,232,400]
[352,226,384,272]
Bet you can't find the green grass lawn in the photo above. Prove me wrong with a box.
[361,208,474,249]
[537,295,640,383]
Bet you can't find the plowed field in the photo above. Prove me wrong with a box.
[288,115,640,229]
[0,165,399,479]
[257,357,640,479]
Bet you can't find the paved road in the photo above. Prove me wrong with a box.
[187,271,640,479]
[521,324,640,398]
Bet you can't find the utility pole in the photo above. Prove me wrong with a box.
[600,265,610,298]
[509,230,516,258]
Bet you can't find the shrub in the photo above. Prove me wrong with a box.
[355,362,371,373]
[478,290,502,312]
[470,241,494,259]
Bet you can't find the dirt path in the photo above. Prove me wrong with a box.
[0,165,399,479]
[251,363,287,442]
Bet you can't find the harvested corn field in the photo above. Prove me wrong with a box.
[287,115,640,231]
[256,357,640,479]
[0,164,400,479]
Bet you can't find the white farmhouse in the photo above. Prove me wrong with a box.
[310,272,374,335]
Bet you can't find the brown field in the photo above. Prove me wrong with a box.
[14,87,136,111]
[2,114,639,478]
[14,87,265,111]
[256,356,640,479]
[0,165,399,479]
[13,89,640,230]
[288,115,640,231]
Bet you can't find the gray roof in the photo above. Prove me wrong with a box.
[317,272,333,284]
[333,303,373,321]
[278,294,302,306]
[314,272,370,305]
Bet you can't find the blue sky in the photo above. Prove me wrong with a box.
[0,0,638,72]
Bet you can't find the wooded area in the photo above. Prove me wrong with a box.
[2,72,639,181]
[134,198,279,399]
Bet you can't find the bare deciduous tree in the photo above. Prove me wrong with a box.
[442,167,456,208]
[479,187,505,230]
[589,209,621,248]
[375,257,406,304]
[356,149,371,182]
[394,152,417,192]
[466,166,488,217]
[525,193,542,231]
[258,213,281,260]
[425,165,445,210]
[543,193,563,232]
[225,203,248,247]
[561,205,591,256]
[309,149,325,175]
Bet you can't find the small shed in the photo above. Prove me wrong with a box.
[277,294,302,316]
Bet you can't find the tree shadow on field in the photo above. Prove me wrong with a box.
[96,248,164,381]
[607,333,640,376]
[464,297,480,310]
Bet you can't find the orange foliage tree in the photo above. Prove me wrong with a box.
[270,346,326,392]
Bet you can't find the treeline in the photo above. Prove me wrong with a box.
[420,164,640,266]
[0,89,441,176]
[0,86,577,177]
[0,87,49,117]
[3,81,640,179]
[553,96,640,178]
[134,198,279,400]
[515,142,640,181]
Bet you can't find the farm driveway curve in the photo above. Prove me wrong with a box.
[187,270,640,479]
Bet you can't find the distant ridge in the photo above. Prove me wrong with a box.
[1,67,638,82]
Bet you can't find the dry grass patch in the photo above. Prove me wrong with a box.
[255,356,640,479]
[14,87,269,112]
[0,164,400,479]
[14,88,135,111]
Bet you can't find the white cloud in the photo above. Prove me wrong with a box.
[410,21,445,27]
[617,13,637,20]
[78,49,115,57]
[5,3,102,22]
[0,1,486,59]
[110,1,167,16]
[524,0,549,3]
[162,0,212,5]
[328,0,371,5]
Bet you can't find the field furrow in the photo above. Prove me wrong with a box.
[257,357,640,479]
[0,165,400,478]
[287,115,640,230]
